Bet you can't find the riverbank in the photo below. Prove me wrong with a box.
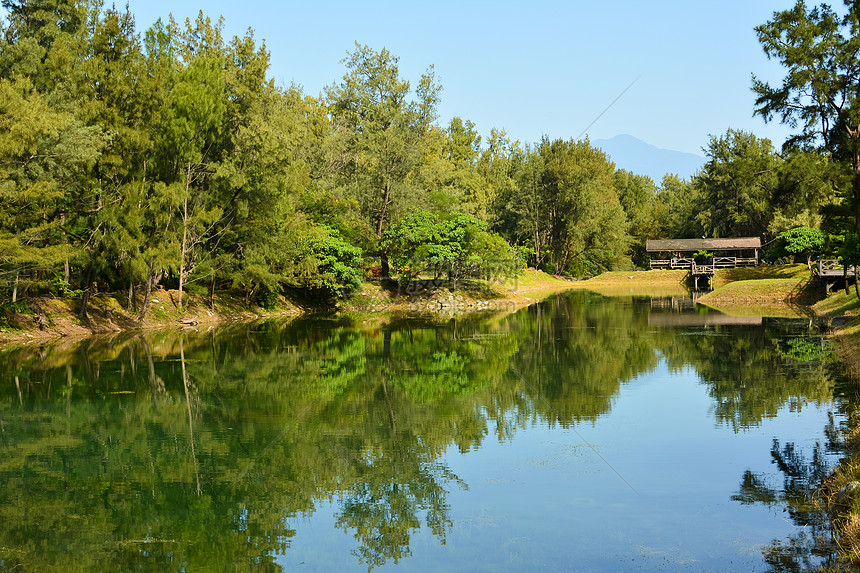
[810,288,860,566]
[0,289,303,346]
[0,269,576,346]
[565,264,817,312]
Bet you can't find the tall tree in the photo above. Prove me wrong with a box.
[537,138,628,275]
[0,75,99,301]
[659,174,703,239]
[157,55,226,310]
[326,43,441,277]
[694,129,780,239]
[615,170,668,266]
[753,0,860,238]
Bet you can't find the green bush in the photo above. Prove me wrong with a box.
[297,227,363,299]
[256,286,280,309]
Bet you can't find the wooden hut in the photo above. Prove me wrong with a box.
[645,238,761,270]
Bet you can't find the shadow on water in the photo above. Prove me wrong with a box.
[0,290,851,571]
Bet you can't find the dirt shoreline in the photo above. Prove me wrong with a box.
[0,270,578,347]
[4,265,855,347]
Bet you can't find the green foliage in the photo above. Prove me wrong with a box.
[296,227,363,299]
[766,227,825,267]
[754,2,860,240]
[325,43,442,276]
[693,250,714,263]
[780,227,826,255]
[1,300,31,314]
[494,138,629,276]
[383,210,517,285]
[615,170,668,266]
[694,129,780,239]
[255,285,279,309]
[659,174,703,239]
[778,338,832,363]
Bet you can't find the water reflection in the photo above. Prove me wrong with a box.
[0,291,846,571]
[734,438,838,572]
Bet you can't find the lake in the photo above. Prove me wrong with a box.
[0,290,849,572]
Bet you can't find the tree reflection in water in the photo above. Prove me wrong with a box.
[0,291,847,571]
[733,428,844,571]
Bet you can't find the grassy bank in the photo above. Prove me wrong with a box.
[564,264,814,304]
[565,269,689,297]
[0,269,576,346]
[0,289,302,346]
[341,269,575,313]
[696,264,815,317]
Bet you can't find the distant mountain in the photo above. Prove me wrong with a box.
[593,134,704,183]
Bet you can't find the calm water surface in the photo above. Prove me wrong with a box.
[0,291,850,571]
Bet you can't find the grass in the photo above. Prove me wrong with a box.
[341,269,575,313]
[506,270,573,291]
[697,264,817,309]
[712,263,810,287]
[566,269,689,297]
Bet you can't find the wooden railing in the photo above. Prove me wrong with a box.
[818,259,857,277]
[650,256,758,270]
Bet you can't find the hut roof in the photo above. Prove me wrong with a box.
[645,238,761,252]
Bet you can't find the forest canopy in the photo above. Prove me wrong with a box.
[0,0,856,311]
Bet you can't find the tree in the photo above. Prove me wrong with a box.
[383,210,514,287]
[766,226,826,269]
[694,129,780,239]
[0,73,101,302]
[769,149,847,234]
[326,43,441,277]
[537,138,629,275]
[615,170,669,267]
[496,144,547,268]
[293,227,363,300]
[659,174,703,239]
[753,1,860,238]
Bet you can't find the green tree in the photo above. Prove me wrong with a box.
[158,55,226,310]
[694,129,780,239]
[769,150,847,234]
[326,43,441,277]
[753,1,860,239]
[0,74,100,302]
[495,144,548,268]
[615,170,669,267]
[659,174,703,239]
[293,227,364,299]
[538,138,629,275]
[383,210,514,286]
[766,226,825,269]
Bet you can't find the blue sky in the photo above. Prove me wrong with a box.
[6,1,799,155]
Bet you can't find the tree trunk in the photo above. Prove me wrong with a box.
[127,281,135,311]
[61,212,69,284]
[11,271,18,303]
[79,264,94,322]
[210,274,216,311]
[179,194,189,312]
[380,252,390,279]
[377,178,392,278]
[137,259,155,322]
